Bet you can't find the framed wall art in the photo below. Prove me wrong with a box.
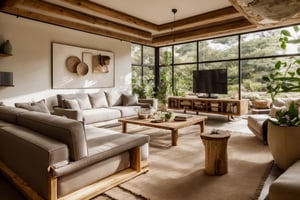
[52,42,115,89]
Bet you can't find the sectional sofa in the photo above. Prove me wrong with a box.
[53,91,157,125]
[0,105,150,199]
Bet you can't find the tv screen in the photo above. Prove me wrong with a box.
[193,69,228,98]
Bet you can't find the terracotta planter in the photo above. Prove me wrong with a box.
[268,122,300,170]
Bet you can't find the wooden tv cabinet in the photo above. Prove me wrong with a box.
[168,96,249,119]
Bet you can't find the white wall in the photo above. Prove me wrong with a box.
[0,13,132,106]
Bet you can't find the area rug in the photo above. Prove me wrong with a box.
[94,118,273,200]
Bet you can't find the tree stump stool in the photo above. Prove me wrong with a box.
[200,130,231,175]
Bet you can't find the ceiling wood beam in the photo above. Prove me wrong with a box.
[158,6,243,31]
[58,0,158,31]
[20,0,151,38]
[153,18,255,45]
[1,7,151,44]
[0,0,23,9]
[228,0,260,26]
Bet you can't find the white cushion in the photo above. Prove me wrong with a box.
[89,92,108,108]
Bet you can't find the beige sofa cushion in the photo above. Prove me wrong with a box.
[15,99,50,114]
[82,108,121,124]
[269,160,300,200]
[76,94,92,110]
[63,99,81,110]
[105,91,123,106]
[88,92,108,108]
[17,111,88,161]
[0,106,27,124]
[57,93,92,109]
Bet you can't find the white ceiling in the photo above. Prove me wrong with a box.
[91,0,232,24]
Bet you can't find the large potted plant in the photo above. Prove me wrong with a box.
[263,26,300,170]
[268,101,300,170]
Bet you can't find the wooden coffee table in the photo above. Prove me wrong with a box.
[119,115,207,146]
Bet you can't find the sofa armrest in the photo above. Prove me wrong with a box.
[138,98,158,111]
[53,107,83,121]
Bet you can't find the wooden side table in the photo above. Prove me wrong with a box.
[200,130,230,175]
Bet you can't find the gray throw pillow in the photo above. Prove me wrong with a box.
[15,99,50,114]
[63,99,81,110]
[89,92,108,108]
[122,94,138,106]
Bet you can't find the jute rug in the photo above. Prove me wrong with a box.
[93,116,273,200]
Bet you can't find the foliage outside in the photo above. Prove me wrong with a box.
[263,26,300,103]
[157,51,172,105]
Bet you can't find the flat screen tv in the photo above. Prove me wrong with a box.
[193,69,228,98]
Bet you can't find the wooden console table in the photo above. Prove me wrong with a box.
[168,96,249,119]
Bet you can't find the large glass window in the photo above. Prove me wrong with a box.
[174,42,197,64]
[173,64,196,96]
[199,36,238,62]
[131,44,155,98]
[131,24,300,102]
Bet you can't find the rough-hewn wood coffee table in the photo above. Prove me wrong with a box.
[119,115,207,146]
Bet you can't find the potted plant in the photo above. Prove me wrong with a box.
[268,101,300,170]
[132,82,147,99]
[262,26,300,103]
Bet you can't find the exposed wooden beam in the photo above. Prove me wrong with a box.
[1,7,151,44]
[58,0,158,31]
[20,0,151,38]
[0,0,23,9]
[228,0,260,26]
[153,18,255,45]
[158,6,242,31]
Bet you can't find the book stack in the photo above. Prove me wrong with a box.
[174,115,193,121]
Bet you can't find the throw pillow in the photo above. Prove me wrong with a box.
[122,94,138,106]
[15,99,50,114]
[253,100,271,109]
[105,91,123,106]
[76,94,92,110]
[89,92,108,108]
[63,98,80,110]
[269,105,287,118]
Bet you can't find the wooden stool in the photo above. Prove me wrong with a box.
[200,130,230,175]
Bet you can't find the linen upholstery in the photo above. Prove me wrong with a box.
[15,99,50,114]
[57,152,130,197]
[0,106,150,199]
[89,92,108,108]
[0,106,26,124]
[17,111,88,161]
[82,108,121,124]
[110,106,139,118]
[0,124,68,199]
[76,94,92,110]
[63,99,80,110]
[54,92,157,125]
[269,160,300,200]
[122,94,138,106]
[105,91,123,106]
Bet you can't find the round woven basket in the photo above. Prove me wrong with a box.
[66,56,80,73]
[76,62,89,76]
